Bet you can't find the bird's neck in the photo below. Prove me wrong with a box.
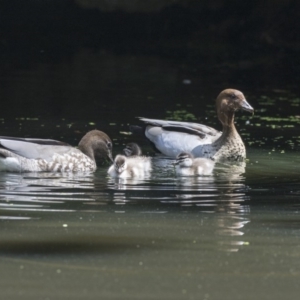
[78,143,95,161]
[218,110,235,127]
[218,110,241,140]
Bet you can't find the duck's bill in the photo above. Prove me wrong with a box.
[240,99,254,114]
[108,151,114,162]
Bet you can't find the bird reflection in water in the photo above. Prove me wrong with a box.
[0,158,251,253]
[107,158,250,253]
[0,172,100,214]
[174,161,250,252]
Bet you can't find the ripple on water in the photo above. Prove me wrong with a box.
[0,157,249,213]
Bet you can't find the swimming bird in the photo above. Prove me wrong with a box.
[108,154,152,178]
[130,89,254,161]
[0,130,113,172]
[123,142,142,157]
[174,152,215,176]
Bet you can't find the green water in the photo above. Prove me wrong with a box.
[0,149,300,300]
[1,50,300,299]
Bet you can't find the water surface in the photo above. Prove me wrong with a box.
[0,50,300,300]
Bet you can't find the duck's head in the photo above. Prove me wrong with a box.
[216,89,254,126]
[123,142,142,157]
[114,155,127,174]
[175,152,194,168]
[78,130,113,163]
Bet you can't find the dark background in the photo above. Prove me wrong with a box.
[0,0,299,145]
[1,0,299,67]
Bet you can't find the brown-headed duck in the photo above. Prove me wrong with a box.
[130,89,254,161]
[0,130,113,172]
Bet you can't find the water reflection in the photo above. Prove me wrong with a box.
[1,48,300,299]
[107,157,250,252]
[174,161,250,252]
[0,158,250,254]
[0,172,101,216]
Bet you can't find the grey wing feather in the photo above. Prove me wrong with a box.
[0,136,70,146]
[161,125,206,138]
[0,139,72,160]
[139,117,221,137]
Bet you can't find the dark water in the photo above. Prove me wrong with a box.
[1,50,300,299]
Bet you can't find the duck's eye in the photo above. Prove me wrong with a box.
[107,141,112,149]
[229,93,236,99]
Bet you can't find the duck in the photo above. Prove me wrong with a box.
[123,142,142,157]
[0,130,113,172]
[130,89,254,162]
[108,154,152,178]
[174,152,215,176]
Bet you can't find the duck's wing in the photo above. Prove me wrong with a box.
[136,118,222,158]
[0,137,72,160]
[0,136,70,146]
[139,118,220,138]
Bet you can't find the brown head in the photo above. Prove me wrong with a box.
[78,130,113,163]
[216,89,254,127]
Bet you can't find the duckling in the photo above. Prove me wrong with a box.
[130,89,254,161]
[123,142,142,157]
[0,130,113,172]
[108,154,152,178]
[174,152,215,176]
[123,142,152,173]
